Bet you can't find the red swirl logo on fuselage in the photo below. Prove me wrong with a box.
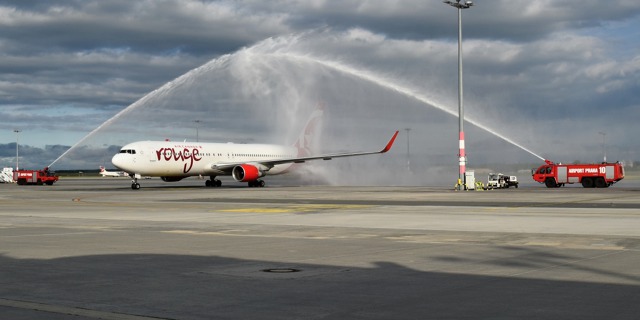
[155,147,202,173]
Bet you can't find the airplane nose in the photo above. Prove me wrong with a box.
[111,153,127,171]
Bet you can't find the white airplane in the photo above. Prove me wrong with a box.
[99,166,127,177]
[112,108,399,189]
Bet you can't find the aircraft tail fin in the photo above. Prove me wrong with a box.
[293,103,324,157]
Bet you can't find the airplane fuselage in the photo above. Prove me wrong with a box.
[112,141,297,178]
[100,171,124,177]
[111,128,398,190]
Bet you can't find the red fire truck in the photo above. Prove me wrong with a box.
[13,167,59,185]
[532,160,624,188]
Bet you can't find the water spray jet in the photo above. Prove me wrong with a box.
[48,54,235,168]
[268,52,546,162]
[51,37,545,173]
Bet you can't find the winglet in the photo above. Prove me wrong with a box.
[380,131,400,153]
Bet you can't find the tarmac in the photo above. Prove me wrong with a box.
[1,178,639,319]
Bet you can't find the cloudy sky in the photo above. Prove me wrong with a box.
[1,0,639,180]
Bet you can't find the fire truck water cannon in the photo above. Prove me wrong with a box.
[532,160,624,188]
[13,167,59,186]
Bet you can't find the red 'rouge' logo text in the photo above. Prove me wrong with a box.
[155,148,202,173]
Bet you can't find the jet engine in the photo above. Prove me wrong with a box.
[160,176,187,182]
[232,164,265,182]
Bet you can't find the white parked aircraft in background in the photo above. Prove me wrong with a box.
[112,108,398,189]
[99,166,127,177]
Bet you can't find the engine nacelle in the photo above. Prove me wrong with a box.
[161,176,187,182]
[232,164,265,182]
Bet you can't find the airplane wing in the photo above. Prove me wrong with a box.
[208,130,399,173]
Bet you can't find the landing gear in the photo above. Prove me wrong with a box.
[130,173,141,190]
[205,176,222,187]
[248,179,265,188]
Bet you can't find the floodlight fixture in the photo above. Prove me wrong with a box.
[443,0,473,9]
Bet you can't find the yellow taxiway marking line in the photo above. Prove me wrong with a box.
[221,208,295,213]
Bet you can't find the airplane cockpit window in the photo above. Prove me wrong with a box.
[119,149,136,154]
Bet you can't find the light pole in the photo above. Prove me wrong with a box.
[444,0,473,186]
[194,120,201,142]
[405,128,411,172]
[13,129,21,171]
[598,132,606,163]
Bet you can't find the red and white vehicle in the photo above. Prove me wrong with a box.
[13,167,59,186]
[532,160,624,188]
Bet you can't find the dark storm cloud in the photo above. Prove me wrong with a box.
[0,142,124,169]
[254,1,640,41]
[0,143,67,169]
[0,0,273,56]
[0,0,294,119]
[4,0,638,59]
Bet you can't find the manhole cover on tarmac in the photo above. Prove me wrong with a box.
[261,268,301,273]
[189,265,342,279]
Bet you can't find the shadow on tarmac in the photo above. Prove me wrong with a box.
[1,251,639,320]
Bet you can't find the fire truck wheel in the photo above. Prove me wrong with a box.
[581,178,594,188]
[594,177,607,188]
[545,178,557,188]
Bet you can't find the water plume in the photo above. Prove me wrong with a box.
[266,52,545,162]
[51,31,545,185]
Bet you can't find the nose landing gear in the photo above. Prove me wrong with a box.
[129,173,141,190]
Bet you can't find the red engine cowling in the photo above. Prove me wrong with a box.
[161,176,187,182]
[232,164,264,182]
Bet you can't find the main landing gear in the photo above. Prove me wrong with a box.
[206,177,264,187]
[205,176,222,187]
[248,179,265,188]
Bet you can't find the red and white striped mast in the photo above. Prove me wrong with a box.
[444,0,473,187]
